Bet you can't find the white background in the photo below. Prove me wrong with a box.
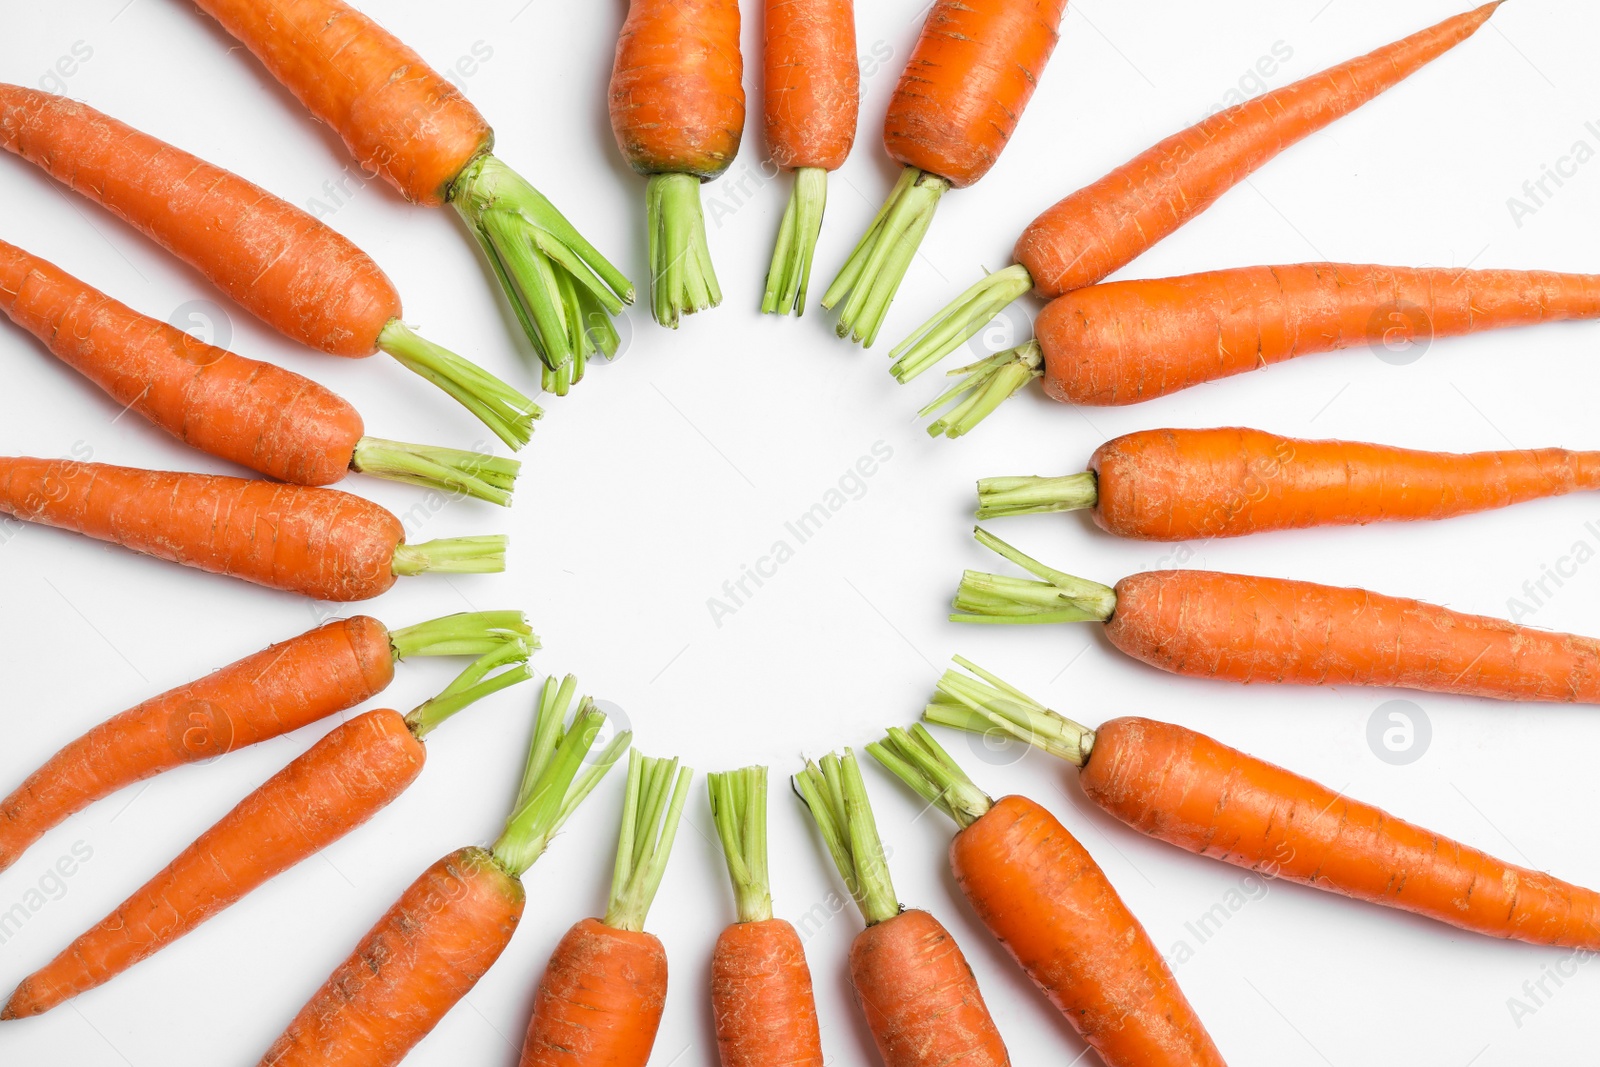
[2,1,1599,1064]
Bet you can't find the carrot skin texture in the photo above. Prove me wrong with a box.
[188,0,492,205]
[1083,718,1600,949]
[1014,4,1501,296]
[764,0,858,170]
[849,908,1010,1067]
[885,0,1069,188]
[261,847,523,1067]
[711,918,825,1067]
[4,709,424,1019]
[0,85,399,356]
[519,917,669,1067]
[0,617,393,875]
[1039,263,1600,405]
[950,795,1225,1066]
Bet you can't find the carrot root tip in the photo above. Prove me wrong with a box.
[890,263,1034,382]
[920,341,1043,439]
[351,437,521,506]
[647,173,722,329]
[376,320,540,450]
[975,473,1097,519]
[761,168,828,317]
[821,167,949,348]
[390,535,509,578]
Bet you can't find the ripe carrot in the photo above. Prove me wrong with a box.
[519,750,694,1066]
[760,0,859,316]
[0,458,507,600]
[0,86,541,444]
[977,426,1600,539]
[0,239,519,504]
[868,726,1225,1067]
[794,749,1009,1067]
[953,527,1600,703]
[260,677,631,1067]
[707,766,824,1067]
[927,658,1600,949]
[1,647,535,1019]
[609,0,746,327]
[186,0,634,388]
[822,0,1069,346]
[890,3,1503,382]
[0,611,530,877]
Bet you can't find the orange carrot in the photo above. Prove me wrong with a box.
[0,239,518,504]
[610,0,746,326]
[822,0,1070,346]
[927,659,1600,949]
[0,86,541,443]
[891,3,1503,382]
[186,0,634,388]
[1,647,534,1019]
[260,677,630,1067]
[977,426,1600,540]
[794,749,1009,1067]
[869,726,1225,1067]
[0,611,530,876]
[0,459,507,600]
[953,527,1600,703]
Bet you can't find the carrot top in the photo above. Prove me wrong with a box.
[867,725,991,830]
[405,642,536,740]
[762,168,828,317]
[390,535,510,578]
[387,610,537,661]
[794,750,899,927]
[975,474,1097,520]
[892,264,1035,382]
[924,657,1095,768]
[952,527,1117,624]
[921,341,1043,439]
[351,440,522,508]
[604,749,695,932]
[821,168,950,347]
[708,766,773,924]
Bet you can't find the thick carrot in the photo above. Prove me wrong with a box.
[0,86,540,445]
[0,240,519,504]
[953,527,1600,703]
[0,611,531,876]
[1,647,534,1019]
[187,0,634,387]
[977,426,1600,539]
[261,677,631,1067]
[794,749,1009,1067]
[869,726,1225,1067]
[0,458,507,600]
[609,0,745,327]
[707,767,824,1067]
[823,0,1069,347]
[760,0,859,316]
[927,659,1600,949]
[890,3,1503,382]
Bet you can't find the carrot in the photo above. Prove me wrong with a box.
[519,750,694,1066]
[890,3,1504,382]
[259,676,631,1067]
[977,426,1600,539]
[0,87,541,444]
[609,0,746,327]
[0,611,531,877]
[822,0,1069,346]
[926,658,1600,949]
[868,726,1225,1067]
[760,0,859,316]
[707,766,824,1067]
[185,0,634,389]
[0,239,519,504]
[1,647,535,1019]
[794,749,1009,1067]
[0,458,507,600]
[953,527,1600,703]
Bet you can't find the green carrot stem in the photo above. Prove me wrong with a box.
[350,438,521,507]
[890,263,1035,382]
[793,750,899,927]
[951,527,1117,624]
[761,167,828,317]
[375,320,541,451]
[605,750,694,932]
[866,725,992,831]
[648,173,722,328]
[821,167,949,348]
[390,535,508,577]
[975,473,1098,520]
[921,341,1043,440]
[923,656,1096,767]
[708,766,774,923]
[387,610,536,661]
[404,642,534,740]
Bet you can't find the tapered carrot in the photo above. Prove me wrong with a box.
[259,677,631,1067]
[610,0,746,327]
[760,0,859,316]
[0,611,531,876]
[927,658,1600,949]
[868,726,1225,1067]
[953,527,1600,703]
[1,239,518,504]
[822,0,1069,346]
[977,426,1600,539]
[2,647,536,1019]
[0,459,507,600]
[519,750,694,1066]
[0,86,540,443]
[707,766,824,1067]
[186,0,634,390]
[794,749,1009,1067]
[890,3,1503,382]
